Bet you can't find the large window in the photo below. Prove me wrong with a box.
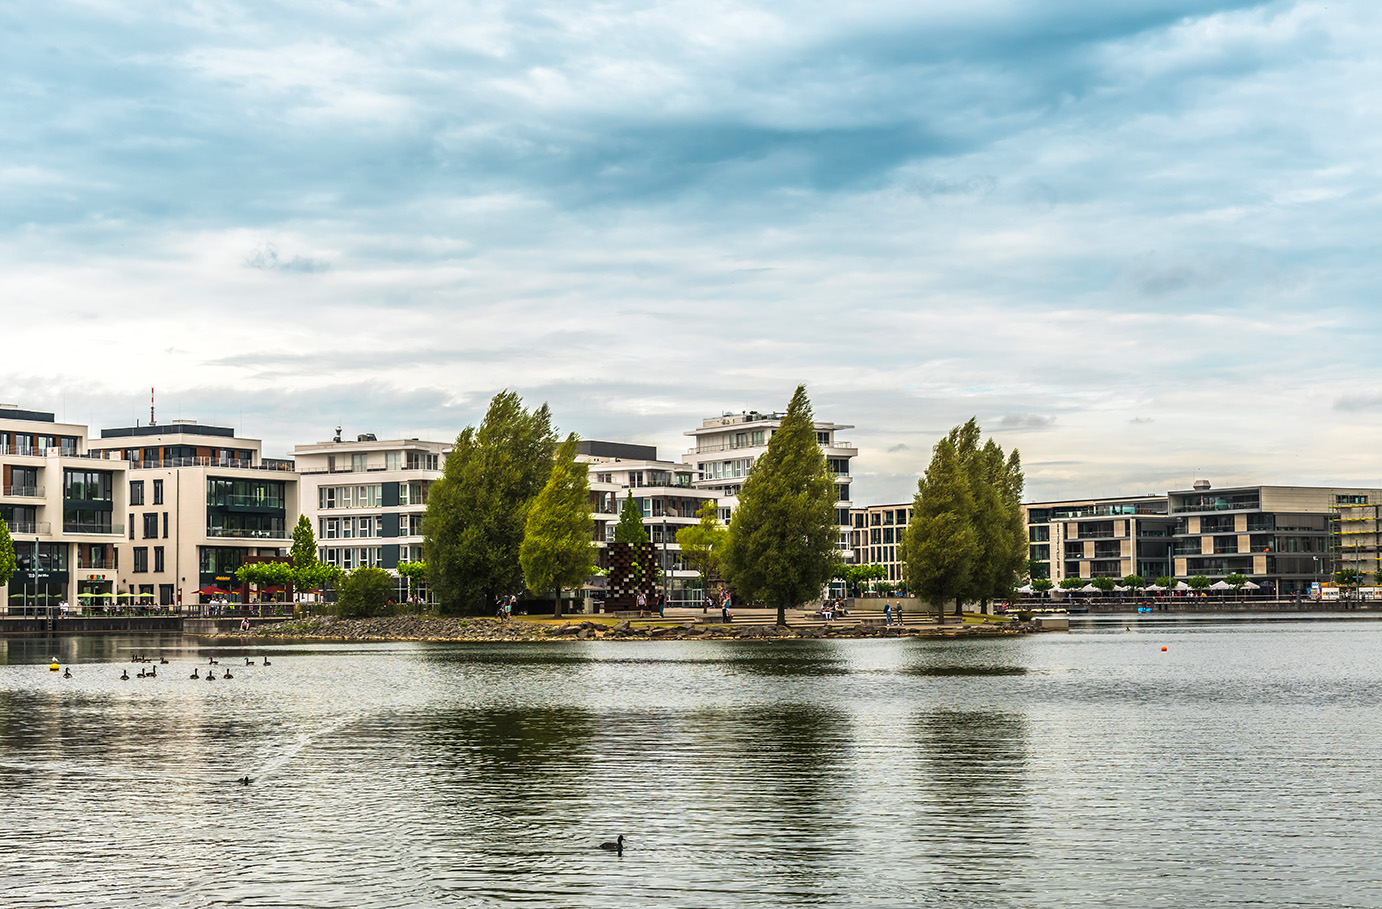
[206,477,286,510]
[64,469,113,502]
[199,547,248,576]
[133,547,149,573]
[130,481,145,506]
[153,479,164,505]
[143,513,158,539]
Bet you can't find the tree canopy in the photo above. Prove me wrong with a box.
[720,385,840,625]
[424,391,557,614]
[902,419,1025,619]
[0,518,14,588]
[520,434,597,617]
[290,514,319,570]
[337,565,396,617]
[676,499,726,585]
[613,493,650,544]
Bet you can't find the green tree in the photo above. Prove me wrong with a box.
[290,514,319,570]
[1032,578,1054,593]
[424,391,558,614]
[1060,577,1086,590]
[963,431,1028,613]
[721,385,840,626]
[1028,558,1050,581]
[677,499,727,586]
[1224,572,1248,598]
[337,565,396,617]
[1188,575,1212,591]
[834,563,886,597]
[613,494,650,544]
[902,434,979,622]
[397,560,428,606]
[1155,575,1174,589]
[520,435,597,618]
[0,518,16,588]
[1091,576,1116,594]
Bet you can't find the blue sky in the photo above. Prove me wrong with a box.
[3,0,1381,503]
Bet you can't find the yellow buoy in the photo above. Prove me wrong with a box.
[49,662,60,672]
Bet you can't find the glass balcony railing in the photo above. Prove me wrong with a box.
[64,522,122,535]
[1,485,44,497]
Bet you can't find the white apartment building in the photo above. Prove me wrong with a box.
[577,440,717,606]
[87,421,298,607]
[293,433,448,595]
[1,405,128,613]
[682,411,857,562]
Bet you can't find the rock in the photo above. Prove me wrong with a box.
[614,620,631,632]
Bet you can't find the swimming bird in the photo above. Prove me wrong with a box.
[207,671,216,681]
[262,657,271,666]
[120,670,129,680]
[137,669,147,679]
[237,776,251,785]
[63,668,72,679]
[208,657,218,665]
[246,658,253,666]
[224,669,233,679]
[190,668,200,679]
[159,657,168,664]
[149,665,156,677]
[599,835,624,853]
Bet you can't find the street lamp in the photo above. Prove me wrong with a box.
[660,517,668,617]
[1313,555,1320,599]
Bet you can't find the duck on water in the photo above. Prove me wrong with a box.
[600,835,624,853]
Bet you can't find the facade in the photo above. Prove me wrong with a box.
[578,440,716,607]
[681,411,857,563]
[1168,482,1381,595]
[1024,495,1175,583]
[848,502,912,583]
[293,435,448,596]
[86,421,298,607]
[0,405,128,612]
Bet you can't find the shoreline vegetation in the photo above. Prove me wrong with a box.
[212,613,1037,643]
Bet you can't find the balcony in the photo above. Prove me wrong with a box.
[64,522,123,535]
[1,485,44,498]
[5,522,52,535]
[206,527,289,540]
[131,457,293,472]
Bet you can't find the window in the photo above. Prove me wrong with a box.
[352,454,369,472]
[386,451,401,471]
[162,512,169,538]
[153,479,163,505]
[320,487,337,509]
[154,546,165,572]
[130,481,145,506]
[128,515,134,540]
[133,547,149,573]
[143,513,158,539]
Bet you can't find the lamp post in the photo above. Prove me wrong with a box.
[660,517,668,617]
[1313,555,1320,600]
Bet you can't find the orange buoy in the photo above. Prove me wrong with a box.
[1161,646,1167,651]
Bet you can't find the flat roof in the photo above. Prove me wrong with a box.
[578,440,658,461]
[100,423,237,440]
[0,406,56,424]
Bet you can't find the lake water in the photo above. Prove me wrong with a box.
[3,616,1382,908]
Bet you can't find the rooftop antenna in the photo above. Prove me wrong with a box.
[150,387,156,426]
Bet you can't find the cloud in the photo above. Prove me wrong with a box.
[996,413,1057,431]
[1334,395,1382,413]
[243,244,330,273]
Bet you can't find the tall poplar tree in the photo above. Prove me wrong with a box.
[721,385,839,626]
[903,434,979,621]
[521,435,597,618]
[904,418,1025,619]
[424,391,558,614]
[290,514,318,569]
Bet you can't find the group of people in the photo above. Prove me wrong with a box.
[494,594,517,620]
[818,598,851,622]
[883,602,905,625]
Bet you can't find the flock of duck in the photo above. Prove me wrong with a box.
[47,653,273,681]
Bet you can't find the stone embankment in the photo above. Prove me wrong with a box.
[217,615,1035,643]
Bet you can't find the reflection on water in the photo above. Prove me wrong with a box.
[3,627,1382,906]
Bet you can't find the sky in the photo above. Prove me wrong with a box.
[4,0,1382,505]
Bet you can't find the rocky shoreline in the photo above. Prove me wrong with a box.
[214,614,1037,643]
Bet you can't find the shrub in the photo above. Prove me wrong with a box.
[337,566,397,618]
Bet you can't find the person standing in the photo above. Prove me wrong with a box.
[896,602,904,626]
[884,602,892,625]
[657,591,665,618]
[636,591,647,617]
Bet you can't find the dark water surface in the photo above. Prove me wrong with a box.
[3,620,1382,908]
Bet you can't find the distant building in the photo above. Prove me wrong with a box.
[293,433,449,599]
[1023,495,1174,583]
[0,404,128,612]
[681,411,857,568]
[87,420,297,607]
[847,502,912,584]
[577,440,716,607]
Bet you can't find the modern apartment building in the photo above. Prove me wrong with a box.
[682,411,857,562]
[848,502,912,583]
[0,405,128,612]
[293,434,448,593]
[87,421,297,607]
[578,440,717,606]
[1168,481,1382,595]
[1024,495,1175,583]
